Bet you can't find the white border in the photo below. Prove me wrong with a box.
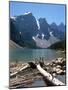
[0,0,68,90]
[10,0,66,4]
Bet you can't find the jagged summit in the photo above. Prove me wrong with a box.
[51,22,57,26]
[10,12,32,20]
[39,18,48,24]
[50,22,58,29]
[58,22,64,26]
[24,12,32,15]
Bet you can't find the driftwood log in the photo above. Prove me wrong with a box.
[10,64,29,78]
[37,64,65,86]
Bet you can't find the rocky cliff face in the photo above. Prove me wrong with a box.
[50,22,65,40]
[13,12,38,40]
[10,18,20,43]
[10,12,38,48]
[38,18,50,40]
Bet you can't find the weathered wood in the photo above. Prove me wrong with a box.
[10,71,18,78]
[10,64,29,78]
[19,64,29,71]
[37,64,65,86]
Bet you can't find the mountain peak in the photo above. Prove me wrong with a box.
[11,16,16,20]
[39,18,47,23]
[51,22,57,26]
[59,22,64,27]
[24,12,32,15]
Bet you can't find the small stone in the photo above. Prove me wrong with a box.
[62,65,66,70]
[63,70,66,74]
[55,60,59,64]
[53,67,56,72]
[50,63,53,66]
[58,58,62,61]
[56,65,61,68]
[46,63,50,66]
[53,73,56,77]
[53,64,56,66]
[56,68,60,72]
[57,69,63,75]
[52,60,55,64]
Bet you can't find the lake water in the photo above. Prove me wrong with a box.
[9,48,65,62]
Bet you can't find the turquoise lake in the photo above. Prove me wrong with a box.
[9,48,65,62]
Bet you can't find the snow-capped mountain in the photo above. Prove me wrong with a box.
[10,12,65,48]
[11,12,38,40]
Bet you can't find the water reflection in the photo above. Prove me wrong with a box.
[10,48,65,62]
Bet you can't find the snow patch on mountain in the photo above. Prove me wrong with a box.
[36,19,40,30]
[49,31,53,36]
[36,34,39,38]
[24,12,31,15]
[42,33,45,40]
[49,31,60,45]
[11,16,16,20]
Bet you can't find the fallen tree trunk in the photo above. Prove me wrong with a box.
[37,64,65,86]
[10,64,29,78]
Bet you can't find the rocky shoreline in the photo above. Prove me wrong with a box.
[9,57,66,88]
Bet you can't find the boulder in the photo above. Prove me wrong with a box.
[56,69,64,75]
[52,67,56,73]
[46,63,50,66]
[52,73,56,77]
[56,65,61,69]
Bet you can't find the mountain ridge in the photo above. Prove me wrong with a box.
[10,12,65,48]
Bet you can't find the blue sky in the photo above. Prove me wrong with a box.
[10,1,65,25]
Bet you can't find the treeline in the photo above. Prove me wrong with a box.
[49,40,66,50]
